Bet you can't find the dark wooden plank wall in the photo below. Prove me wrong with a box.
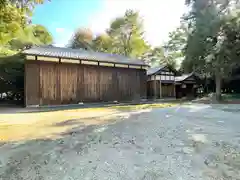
[162,84,175,97]
[25,61,146,106]
[99,67,115,101]
[84,65,99,102]
[25,62,40,105]
[140,70,147,99]
[147,81,175,98]
[59,63,78,104]
[40,63,58,105]
[176,84,196,99]
[147,80,160,98]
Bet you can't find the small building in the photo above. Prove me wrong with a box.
[175,73,200,99]
[22,46,148,106]
[147,66,176,99]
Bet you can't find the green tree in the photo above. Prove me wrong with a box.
[70,10,150,58]
[70,28,94,50]
[0,0,52,102]
[164,23,188,52]
[142,24,187,69]
[92,34,112,52]
[1,0,50,27]
[142,47,179,70]
[142,47,165,66]
[1,0,49,11]
[182,0,240,100]
[8,24,53,50]
[107,10,149,58]
[0,1,53,54]
[164,23,188,69]
[32,24,53,44]
[0,3,25,47]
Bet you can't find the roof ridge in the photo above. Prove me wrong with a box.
[22,46,147,66]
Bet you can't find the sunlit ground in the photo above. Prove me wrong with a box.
[0,103,176,142]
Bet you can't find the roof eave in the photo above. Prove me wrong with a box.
[23,52,148,66]
[147,65,167,76]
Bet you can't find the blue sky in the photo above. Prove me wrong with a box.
[32,0,102,46]
[32,0,187,47]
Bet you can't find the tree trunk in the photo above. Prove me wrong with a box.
[215,74,222,101]
[204,77,208,94]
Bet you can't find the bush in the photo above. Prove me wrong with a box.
[0,53,24,104]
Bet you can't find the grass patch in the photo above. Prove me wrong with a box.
[110,103,176,111]
[0,108,117,142]
[222,94,240,100]
[0,103,177,142]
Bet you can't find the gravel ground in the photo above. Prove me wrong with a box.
[0,103,240,180]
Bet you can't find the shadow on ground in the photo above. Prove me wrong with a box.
[0,122,104,180]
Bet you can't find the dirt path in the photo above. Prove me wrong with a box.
[0,103,240,180]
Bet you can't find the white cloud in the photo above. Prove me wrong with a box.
[88,0,187,47]
[55,28,65,33]
[53,43,66,47]
[53,28,73,47]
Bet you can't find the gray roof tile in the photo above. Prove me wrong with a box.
[22,46,147,66]
[175,73,194,82]
[147,65,166,75]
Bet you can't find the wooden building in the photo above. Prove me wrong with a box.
[23,46,148,107]
[175,73,200,99]
[147,65,200,99]
[147,66,176,99]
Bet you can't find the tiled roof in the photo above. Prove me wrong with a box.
[147,65,166,75]
[175,73,194,82]
[22,46,147,66]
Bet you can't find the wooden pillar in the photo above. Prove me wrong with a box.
[192,84,195,98]
[173,83,176,98]
[24,61,27,107]
[153,75,157,99]
[159,77,162,99]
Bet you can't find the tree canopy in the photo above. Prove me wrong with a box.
[0,0,52,102]
[181,0,240,100]
[69,10,150,58]
[0,0,53,56]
